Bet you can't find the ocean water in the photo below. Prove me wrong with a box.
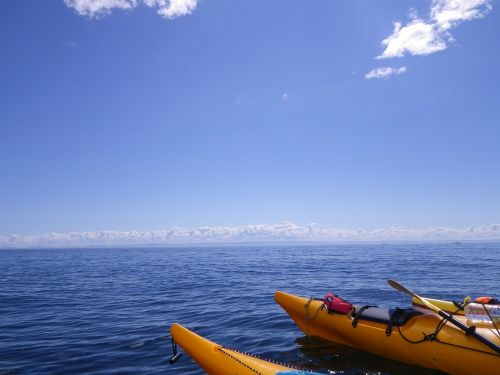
[0,243,498,374]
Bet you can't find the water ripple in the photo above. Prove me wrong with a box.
[0,243,498,374]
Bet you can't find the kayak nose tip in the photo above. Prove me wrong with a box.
[275,291,287,306]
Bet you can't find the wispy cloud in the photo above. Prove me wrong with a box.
[365,66,407,79]
[63,0,198,19]
[234,95,253,107]
[63,41,79,48]
[1,222,499,248]
[431,0,493,30]
[378,0,492,59]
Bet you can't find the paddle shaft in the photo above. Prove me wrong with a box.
[436,309,500,353]
[388,280,500,354]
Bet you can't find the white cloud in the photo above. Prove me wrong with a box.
[64,0,138,18]
[144,0,197,19]
[377,0,492,59]
[64,0,198,19]
[282,92,288,101]
[365,66,407,79]
[377,20,447,59]
[431,0,492,30]
[1,222,500,248]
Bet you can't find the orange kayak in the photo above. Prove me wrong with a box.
[170,323,322,374]
[276,291,500,375]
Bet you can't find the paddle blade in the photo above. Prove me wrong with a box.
[387,279,413,296]
[387,279,440,313]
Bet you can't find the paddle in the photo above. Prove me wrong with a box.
[388,279,500,354]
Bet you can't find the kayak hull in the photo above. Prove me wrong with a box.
[275,291,500,375]
[170,323,318,375]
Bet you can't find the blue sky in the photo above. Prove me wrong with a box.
[1,1,499,243]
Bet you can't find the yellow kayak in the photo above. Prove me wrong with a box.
[412,296,465,315]
[275,291,500,375]
[170,323,321,374]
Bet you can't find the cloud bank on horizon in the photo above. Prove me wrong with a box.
[367,0,493,79]
[64,0,198,19]
[1,222,499,248]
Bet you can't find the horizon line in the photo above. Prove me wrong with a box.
[1,222,499,249]
[2,239,500,250]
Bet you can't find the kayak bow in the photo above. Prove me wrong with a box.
[170,323,321,375]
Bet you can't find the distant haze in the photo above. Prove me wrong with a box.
[1,222,499,248]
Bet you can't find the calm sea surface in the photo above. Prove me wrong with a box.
[1,243,499,374]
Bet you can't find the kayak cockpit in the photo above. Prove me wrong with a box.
[352,306,422,328]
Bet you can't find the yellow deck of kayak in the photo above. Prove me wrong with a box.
[412,296,465,315]
[276,291,500,375]
[170,323,317,375]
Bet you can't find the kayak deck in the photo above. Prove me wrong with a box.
[412,296,465,315]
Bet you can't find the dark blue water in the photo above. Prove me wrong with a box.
[1,243,499,374]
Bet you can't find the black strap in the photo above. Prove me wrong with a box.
[169,338,183,365]
[386,308,404,336]
[352,305,377,328]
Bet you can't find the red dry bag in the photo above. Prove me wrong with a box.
[324,293,353,314]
